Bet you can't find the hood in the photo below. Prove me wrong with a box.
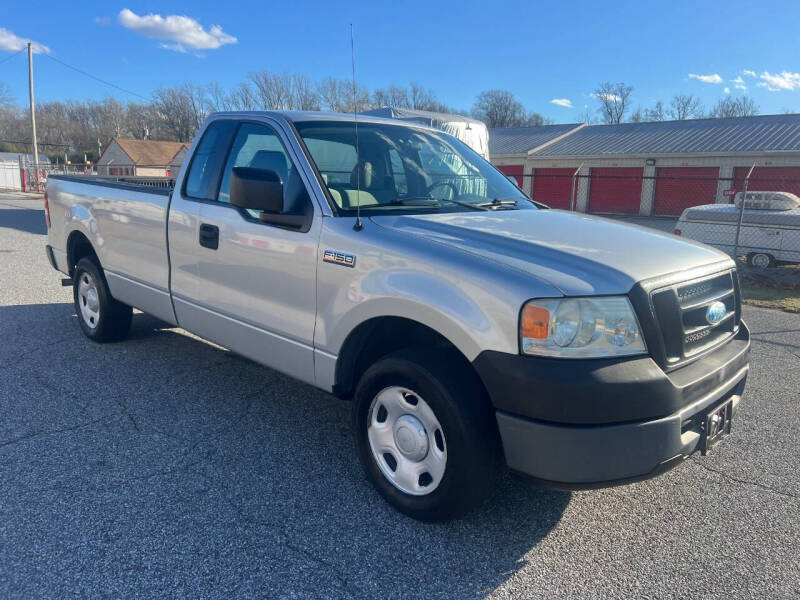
[370,209,732,296]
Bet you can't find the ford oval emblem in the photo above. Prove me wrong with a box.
[705,301,727,326]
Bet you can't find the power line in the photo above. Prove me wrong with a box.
[0,48,25,67]
[0,139,69,147]
[42,54,151,102]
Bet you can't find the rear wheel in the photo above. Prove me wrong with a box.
[353,348,503,521]
[747,252,774,269]
[73,256,132,342]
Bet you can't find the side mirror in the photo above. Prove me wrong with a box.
[506,175,520,187]
[230,167,283,213]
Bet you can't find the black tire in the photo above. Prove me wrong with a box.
[73,256,132,342]
[747,252,775,269]
[353,348,504,521]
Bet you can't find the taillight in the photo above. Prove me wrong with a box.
[674,228,681,236]
[44,191,51,229]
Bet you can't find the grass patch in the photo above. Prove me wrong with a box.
[736,261,800,313]
[741,285,800,313]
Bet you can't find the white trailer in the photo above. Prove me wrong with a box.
[675,191,800,267]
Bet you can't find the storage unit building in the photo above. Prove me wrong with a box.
[490,114,800,217]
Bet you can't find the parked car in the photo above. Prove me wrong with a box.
[45,111,750,521]
[675,191,800,268]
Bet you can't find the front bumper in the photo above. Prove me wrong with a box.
[473,322,750,487]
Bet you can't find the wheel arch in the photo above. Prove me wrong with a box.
[332,315,484,399]
[66,229,98,277]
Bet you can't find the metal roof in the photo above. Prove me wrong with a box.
[488,123,583,155]
[530,113,800,157]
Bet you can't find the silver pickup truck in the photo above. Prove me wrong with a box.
[45,111,750,521]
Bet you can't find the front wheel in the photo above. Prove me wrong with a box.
[73,256,132,342]
[353,349,503,521]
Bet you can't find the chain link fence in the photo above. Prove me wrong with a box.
[503,167,800,301]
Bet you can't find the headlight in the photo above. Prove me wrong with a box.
[520,296,646,358]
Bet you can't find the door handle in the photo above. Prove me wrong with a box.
[199,223,219,250]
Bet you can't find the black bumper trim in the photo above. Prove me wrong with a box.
[473,322,750,425]
[45,244,58,271]
[514,453,686,491]
[494,373,745,485]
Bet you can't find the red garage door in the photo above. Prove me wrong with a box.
[653,167,719,216]
[588,168,643,214]
[532,168,574,209]
[732,167,800,198]
[496,164,524,187]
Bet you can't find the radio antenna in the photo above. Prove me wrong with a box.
[350,23,363,231]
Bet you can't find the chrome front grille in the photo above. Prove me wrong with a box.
[650,269,740,367]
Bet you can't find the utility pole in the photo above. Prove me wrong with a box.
[27,42,40,192]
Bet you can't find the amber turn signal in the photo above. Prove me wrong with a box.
[521,304,549,340]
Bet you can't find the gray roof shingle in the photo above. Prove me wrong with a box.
[489,123,583,155]
[530,113,800,157]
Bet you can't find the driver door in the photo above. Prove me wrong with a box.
[190,120,321,385]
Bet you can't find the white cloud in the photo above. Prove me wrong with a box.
[724,87,731,94]
[758,70,800,92]
[550,98,573,108]
[688,73,723,84]
[118,8,237,52]
[757,82,780,92]
[743,70,757,78]
[95,16,112,26]
[0,27,49,54]
[590,92,621,102]
[731,76,747,91]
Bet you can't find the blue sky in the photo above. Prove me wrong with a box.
[2,0,800,122]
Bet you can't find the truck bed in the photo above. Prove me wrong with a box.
[47,174,175,323]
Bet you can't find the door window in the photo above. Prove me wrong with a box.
[218,123,295,208]
[184,120,238,200]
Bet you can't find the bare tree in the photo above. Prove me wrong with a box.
[291,74,320,110]
[317,77,370,113]
[669,94,704,120]
[644,100,666,122]
[201,82,235,113]
[318,77,349,112]
[229,82,258,111]
[409,83,436,110]
[593,82,633,124]
[708,96,759,118]
[472,89,528,128]
[125,103,159,139]
[0,83,13,109]
[152,84,205,142]
[250,71,294,110]
[580,105,597,125]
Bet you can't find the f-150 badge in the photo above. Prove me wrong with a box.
[323,250,356,268]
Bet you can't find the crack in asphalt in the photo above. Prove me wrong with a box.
[688,459,799,501]
[0,415,119,449]
[0,336,75,368]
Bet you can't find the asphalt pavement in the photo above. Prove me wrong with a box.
[1,193,798,599]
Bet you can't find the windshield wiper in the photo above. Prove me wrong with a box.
[390,196,489,211]
[386,197,442,207]
[476,196,522,209]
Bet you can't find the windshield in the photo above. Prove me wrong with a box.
[294,120,534,215]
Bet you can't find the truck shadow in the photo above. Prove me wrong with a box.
[2,303,570,599]
[0,208,47,235]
